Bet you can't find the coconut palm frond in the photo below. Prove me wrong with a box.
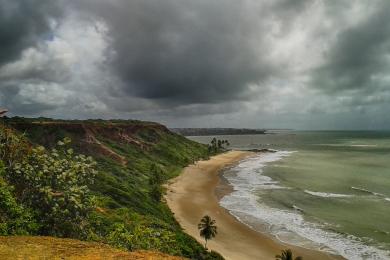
[275,249,302,260]
[198,215,218,249]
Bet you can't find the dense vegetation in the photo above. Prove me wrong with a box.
[0,118,223,259]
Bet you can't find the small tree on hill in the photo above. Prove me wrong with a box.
[149,164,164,185]
[198,215,217,249]
[150,184,162,202]
[149,164,164,202]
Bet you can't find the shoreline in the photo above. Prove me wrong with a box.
[166,151,342,260]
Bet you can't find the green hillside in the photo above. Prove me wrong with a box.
[0,118,223,259]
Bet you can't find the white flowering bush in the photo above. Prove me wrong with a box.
[8,137,97,237]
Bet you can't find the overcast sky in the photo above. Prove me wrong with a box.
[1,0,390,129]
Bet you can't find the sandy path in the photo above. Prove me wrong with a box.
[166,151,342,260]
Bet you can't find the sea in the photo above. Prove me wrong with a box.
[189,131,390,260]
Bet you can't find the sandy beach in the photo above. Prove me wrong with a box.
[166,151,342,260]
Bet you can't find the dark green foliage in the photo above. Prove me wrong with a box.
[150,184,163,202]
[149,164,164,202]
[208,138,230,155]
[198,215,218,249]
[275,249,303,260]
[149,164,164,185]
[0,161,38,235]
[0,124,30,168]
[209,251,225,260]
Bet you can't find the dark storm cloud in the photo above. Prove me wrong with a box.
[2,0,390,129]
[0,0,67,115]
[312,1,390,93]
[73,0,278,105]
[271,0,311,19]
[0,0,62,65]
[276,0,310,10]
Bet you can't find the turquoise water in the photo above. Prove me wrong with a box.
[190,132,390,259]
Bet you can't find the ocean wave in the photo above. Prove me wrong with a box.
[220,152,390,260]
[292,205,304,212]
[351,186,385,197]
[304,190,353,198]
[316,144,378,148]
[349,144,378,147]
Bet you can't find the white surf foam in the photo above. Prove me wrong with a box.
[351,186,386,197]
[220,152,390,260]
[317,144,378,147]
[349,144,378,147]
[304,190,353,198]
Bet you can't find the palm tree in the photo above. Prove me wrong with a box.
[275,249,302,260]
[217,139,222,149]
[198,215,217,249]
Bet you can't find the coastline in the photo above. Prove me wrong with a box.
[165,151,342,260]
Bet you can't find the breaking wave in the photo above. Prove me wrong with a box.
[304,190,353,198]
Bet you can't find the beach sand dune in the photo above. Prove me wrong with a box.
[166,151,342,260]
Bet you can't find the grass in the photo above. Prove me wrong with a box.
[0,236,185,260]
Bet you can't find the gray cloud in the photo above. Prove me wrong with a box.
[73,0,280,105]
[0,0,66,114]
[2,0,390,129]
[0,82,56,114]
[0,0,62,65]
[311,1,390,93]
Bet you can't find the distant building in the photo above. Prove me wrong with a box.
[0,108,8,117]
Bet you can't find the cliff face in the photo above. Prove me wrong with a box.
[9,120,172,165]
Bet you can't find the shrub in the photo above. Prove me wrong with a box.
[148,164,164,185]
[0,161,38,235]
[6,138,97,238]
[0,124,30,168]
[150,184,163,202]
[107,223,180,254]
